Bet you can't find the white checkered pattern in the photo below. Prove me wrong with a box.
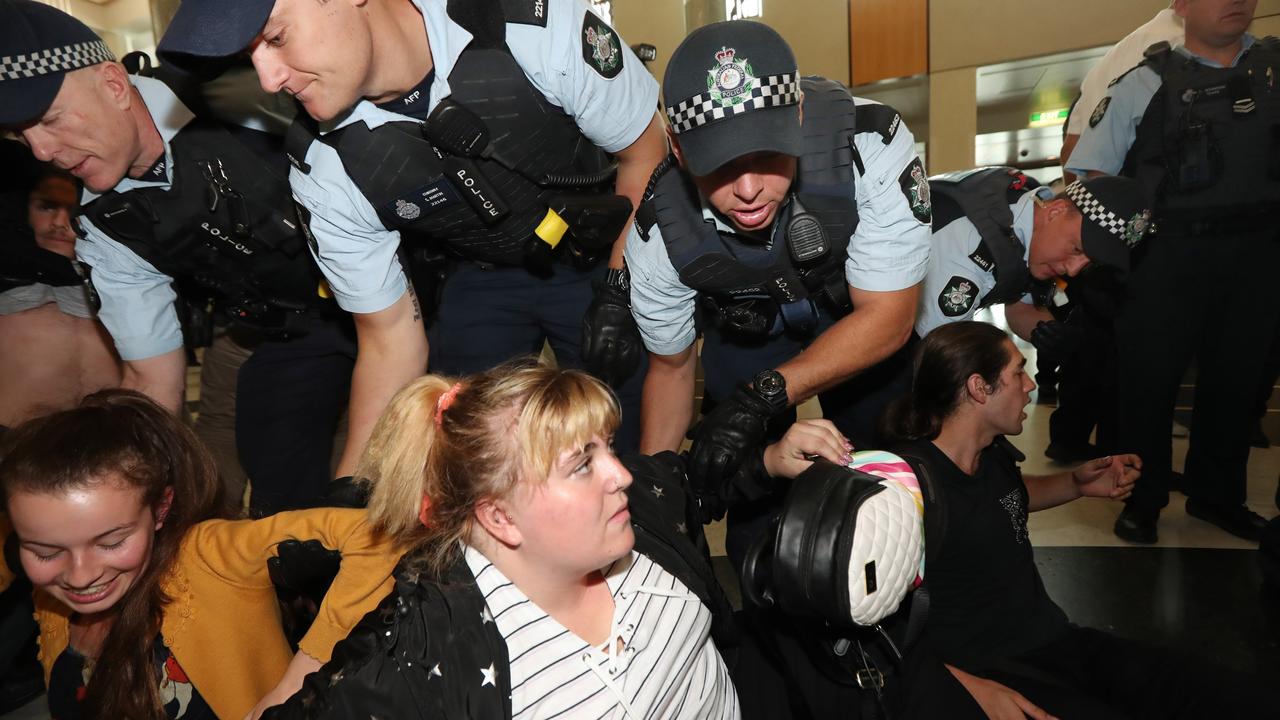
[0,40,113,81]
[666,72,799,134]
[1065,180,1141,247]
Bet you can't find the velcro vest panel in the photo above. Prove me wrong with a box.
[928,167,1038,307]
[645,77,863,327]
[81,119,324,335]
[1123,37,1280,229]
[294,0,614,267]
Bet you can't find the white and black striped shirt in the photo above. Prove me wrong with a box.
[464,546,740,720]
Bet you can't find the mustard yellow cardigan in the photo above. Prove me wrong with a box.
[0,508,399,720]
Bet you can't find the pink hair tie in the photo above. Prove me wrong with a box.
[434,382,463,428]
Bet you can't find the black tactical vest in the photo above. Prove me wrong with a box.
[636,78,877,339]
[1122,38,1280,234]
[80,119,326,339]
[928,167,1040,307]
[285,0,616,268]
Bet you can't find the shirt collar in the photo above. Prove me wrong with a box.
[326,0,471,133]
[81,76,194,203]
[1173,33,1256,68]
[1013,187,1052,263]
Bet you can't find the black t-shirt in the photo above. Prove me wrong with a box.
[375,70,437,121]
[901,439,1069,670]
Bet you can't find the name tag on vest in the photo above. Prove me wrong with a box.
[385,179,461,222]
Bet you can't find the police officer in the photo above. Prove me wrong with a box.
[916,168,1151,341]
[1070,0,1279,543]
[628,21,929,551]
[0,0,358,514]
[157,0,668,453]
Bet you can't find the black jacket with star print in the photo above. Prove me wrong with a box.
[262,451,738,720]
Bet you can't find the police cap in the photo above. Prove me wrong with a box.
[0,0,115,126]
[155,0,274,69]
[1065,175,1152,273]
[663,21,802,176]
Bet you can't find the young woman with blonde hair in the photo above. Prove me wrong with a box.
[265,358,852,719]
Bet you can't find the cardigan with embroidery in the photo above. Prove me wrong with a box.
[0,507,400,720]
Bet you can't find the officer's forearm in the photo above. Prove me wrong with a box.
[777,284,918,403]
[336,292,429,478]
[639,346,697,454]
[609,113,669,268]
[1004,302,1051,343]
[120,348,186,414]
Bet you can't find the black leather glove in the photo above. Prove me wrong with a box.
[581,280,642,387]
[687,385,781,523]
[1030,319,1088,361]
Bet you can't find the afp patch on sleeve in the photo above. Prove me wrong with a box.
[938,276,978,317]
[898,158,932,225]
[1089,96,1110,128]
[582,12,624,79]
[499,0,548,27]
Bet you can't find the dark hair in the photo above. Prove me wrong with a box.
[881,321,1013,442]
[0,390,230,720]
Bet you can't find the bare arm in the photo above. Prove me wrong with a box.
[639,345,697,454]
[607,113,668,268]
[120,347,186,413]
[1025,454,1140,512]
[776,283,919,402]
[334,289,429,477]
[245,651,322,720]
[1003,302,1053,343]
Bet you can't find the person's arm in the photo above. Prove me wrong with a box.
[245,653,322,720]
[120,348,186,413]
[640,345,697,454]
[946,664,1058,720]
[1024,453,1141,511]
[776,283,919,402]
[761,418,853,479]
[1065,68,1162,178]
[607,113,668,267]
[335,289,428,477]
[1003,301,1053,343]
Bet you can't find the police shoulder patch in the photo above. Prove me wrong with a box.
[898,158,932,224]
[1089,96,1110,128]
[938,275,978,318]
[582,12,623,79]
[500,0,548,27]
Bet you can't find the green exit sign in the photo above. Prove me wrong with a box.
[1029,108,1071,127]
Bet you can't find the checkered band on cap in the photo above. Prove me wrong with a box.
[1065,180,1142,248]
[0,40,114,81]
[666,72,800,134]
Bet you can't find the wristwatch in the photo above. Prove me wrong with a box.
[752,369,789,413]
[604,266,630,294]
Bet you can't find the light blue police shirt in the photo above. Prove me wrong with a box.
[290,0,660,315]
[914,187,1048,337]
[625,98,931,357]
[75,76,193,362]
[1068,35,1257,176]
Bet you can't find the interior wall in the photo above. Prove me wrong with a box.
[612,0,685,87]
[932,0,1280,72]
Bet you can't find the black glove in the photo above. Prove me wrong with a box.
[268,539,343,603]
[581,281,642,386]
[1030,319,1088,361]
[687,386,780,522]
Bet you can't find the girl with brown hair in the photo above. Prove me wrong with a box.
[0,389,401,720]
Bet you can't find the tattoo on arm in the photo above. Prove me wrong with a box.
[407,284,422,322]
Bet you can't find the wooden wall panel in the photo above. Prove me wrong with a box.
[850,0,928,85]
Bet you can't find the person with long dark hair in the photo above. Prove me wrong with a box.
[0,390,401,720]
[882,321,1275,719]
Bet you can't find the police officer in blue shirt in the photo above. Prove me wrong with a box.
[157,0,668,454]
[916,168,1150,342]
[1071,0,1279,543]
[627,21,929,547]
[0,0,359,514]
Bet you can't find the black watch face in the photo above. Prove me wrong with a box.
[755,370,785,397]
